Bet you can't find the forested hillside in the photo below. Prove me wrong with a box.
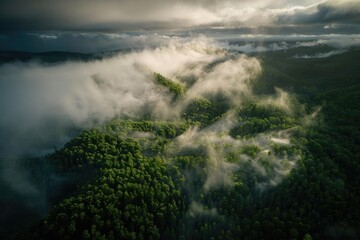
[8,49,360,240]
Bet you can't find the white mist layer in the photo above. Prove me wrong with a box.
[218,34,360,54]
[168,114,300,193]
[0,37,225,131]
[0,37,260,197]
[188,201,217,218]
[0,36,309,215]
[292,49,347,59]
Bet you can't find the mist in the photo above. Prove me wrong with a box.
[0,37,224,144]
[217,33,360,54]
[292,49,347,58]
[0,0,358,237]
[0,37,223,218]
[0,36,313,229]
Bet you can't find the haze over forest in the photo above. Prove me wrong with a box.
[0,1,359,240]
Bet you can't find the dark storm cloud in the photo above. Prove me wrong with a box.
[277,0,360,25]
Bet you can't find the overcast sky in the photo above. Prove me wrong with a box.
[0,0,359,52]
[0,0,359,32]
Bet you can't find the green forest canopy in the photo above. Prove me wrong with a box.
[11,49,360,240]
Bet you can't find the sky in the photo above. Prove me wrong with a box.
[0,0,359,33]
[0,0,359,52]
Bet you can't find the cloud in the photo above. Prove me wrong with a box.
[169,110,301,192]
[188,201,217,217]
[220,41,289,53]
[0,0,358,33]
[0,37,228,203]
[0,37,228,141]
[286,34,360,49]
[0,35,312,231]
[186,54,261,100]
[293,49,347,58]
[259,88,294,113]
[277,0,360,25]
[0,0,221,31]
[0,37,280,225]
[2,31,360,55]
[216,34,360,54]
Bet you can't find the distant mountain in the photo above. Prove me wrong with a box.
[0,50,134,64]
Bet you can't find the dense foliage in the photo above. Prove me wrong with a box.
[154,73,185,98]
[230,104,296,138]
[10,49,360,240]
[182,96,229,127]
[30,126,186,240]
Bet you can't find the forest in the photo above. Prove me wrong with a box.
[2,47,360,240]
